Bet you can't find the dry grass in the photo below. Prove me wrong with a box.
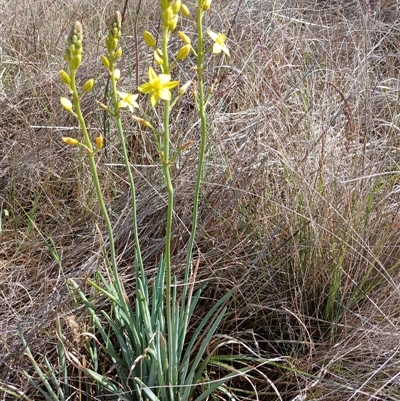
[1,0,400,399]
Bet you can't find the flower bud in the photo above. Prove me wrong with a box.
[143,30,157,48]
[64,49,71,62]
[60,97,73,112]
[110,12,122,38]
[168,15,178,31]
[59,70,71,86]
[161,0,170,9]
[179,80,192,95]
[162,7,174,27]
[70,54,82,71]
[114,47,122,58]
[112,69,121,81]
[178,31,191,44]
[62,137,79,146]
[68,22,83,50]
[101,55,110,69]
[172,0,181,14]
[202,0,211,10]
[176,44,191,61]
[181,3,190,16]
[106,37,118,52]
[95,136,104,149]
[82,78,94,93]
[154,49,164,65]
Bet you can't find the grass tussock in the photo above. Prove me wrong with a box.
[1,0,400,399]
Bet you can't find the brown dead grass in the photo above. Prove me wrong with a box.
[1,0,400,399]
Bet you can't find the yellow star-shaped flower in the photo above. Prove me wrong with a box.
[117,91,139,112]
[138,67,179,107]
[207,30,230,57]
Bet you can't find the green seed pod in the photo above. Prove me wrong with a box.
[143,31,157,48]
[176,44,191,61]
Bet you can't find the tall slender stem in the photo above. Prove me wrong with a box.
[182,4,207,315]
[109,63,144,276]
[161,26,175,393]
[70,71,125,301]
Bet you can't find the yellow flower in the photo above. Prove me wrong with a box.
[117,91,139,112]
[138,67,179,107]
[207,30,230,57]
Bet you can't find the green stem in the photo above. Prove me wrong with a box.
[161,27,175,392]
[182,4,207,325]
[109,62,144,277]
[70,71,125,301]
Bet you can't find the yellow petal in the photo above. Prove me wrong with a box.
[158,88,172,101]
[207,30,218,41]
[150,93,159,107]
[163,81,179,90]
[148,67,157,81]
[138,82,154,94]
[213,43,222,54]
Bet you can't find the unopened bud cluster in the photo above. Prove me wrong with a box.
[64,22,83,71]
[160,0,189,34]
[106,12,122,53]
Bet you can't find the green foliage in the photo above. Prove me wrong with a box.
[17,1,262,400]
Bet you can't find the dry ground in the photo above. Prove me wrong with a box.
[1,0,400,399]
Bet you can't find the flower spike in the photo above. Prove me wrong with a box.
[65,22,83,71]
